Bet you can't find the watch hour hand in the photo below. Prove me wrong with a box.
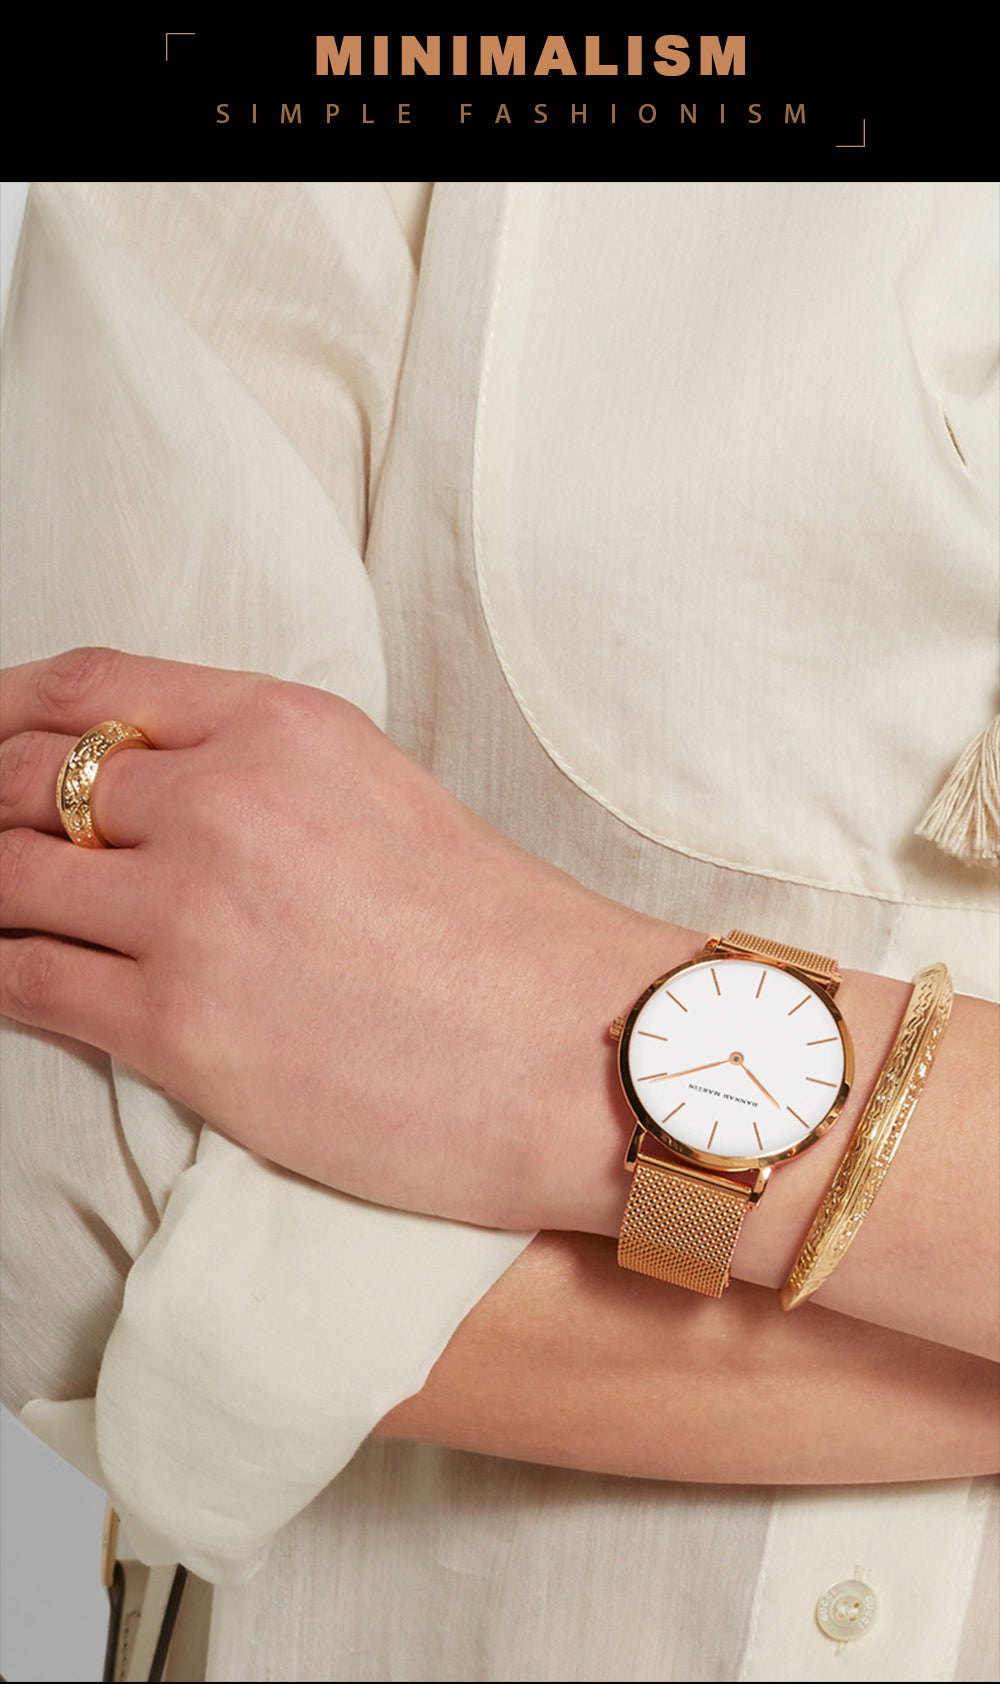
[737,1062,780,1107]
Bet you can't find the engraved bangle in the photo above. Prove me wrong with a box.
[780,961,953,1310]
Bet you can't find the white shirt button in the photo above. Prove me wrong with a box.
[815,1579,878,1642]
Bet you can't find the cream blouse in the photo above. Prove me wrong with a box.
[1,180,996,1681]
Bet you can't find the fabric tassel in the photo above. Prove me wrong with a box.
[915,715,1000,867]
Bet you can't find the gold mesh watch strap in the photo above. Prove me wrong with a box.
[617,1150,754,1297]
[714,931,841,994]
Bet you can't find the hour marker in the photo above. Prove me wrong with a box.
[787,1107,810,1128]
[638,1031,670,1042]
[664,990,688,1012]
[807,1037,837,1045]
[663,1102,685,1123]
[755,971,767,998]
[806,1076,837,1087]
[707,1120,719,1148]
[751,1120,763,1149]
[787,995,810,1016]
[711,968,721,995]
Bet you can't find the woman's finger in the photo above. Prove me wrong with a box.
[0,932,150,1065]
[0,646,263,746]
[0,732,79,835]
[0,729,170,848]
[0,828,152,954]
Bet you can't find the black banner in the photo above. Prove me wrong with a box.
[4,19,987,180]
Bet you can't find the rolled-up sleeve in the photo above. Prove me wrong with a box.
[1,180,532,1583]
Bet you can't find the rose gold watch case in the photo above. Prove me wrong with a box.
[615,949,854,1176]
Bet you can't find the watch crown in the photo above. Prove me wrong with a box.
[609,1015,627,1041]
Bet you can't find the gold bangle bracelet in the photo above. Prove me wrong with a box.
[781,961,953,1310]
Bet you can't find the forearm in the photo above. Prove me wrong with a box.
[376,1230,1000,1485]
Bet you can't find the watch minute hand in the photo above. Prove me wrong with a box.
[642,1059,730,1083]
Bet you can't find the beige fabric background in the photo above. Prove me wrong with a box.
[1,180,997,1680]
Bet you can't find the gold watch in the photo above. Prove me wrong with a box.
[611,930,853,1296]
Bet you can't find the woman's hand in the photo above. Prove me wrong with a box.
[0,646,671,1234]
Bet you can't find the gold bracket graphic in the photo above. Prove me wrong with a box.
[835,118,866,148]
[165,33,196,61]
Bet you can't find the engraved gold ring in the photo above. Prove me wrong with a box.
[55,721,154,848]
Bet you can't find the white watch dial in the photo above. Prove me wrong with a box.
[621,957,849,1166]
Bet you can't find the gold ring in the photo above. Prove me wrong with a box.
[56,721,154,848]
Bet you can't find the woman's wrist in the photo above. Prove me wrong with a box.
[535,902,695,1236]
[543,916,998,1359]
